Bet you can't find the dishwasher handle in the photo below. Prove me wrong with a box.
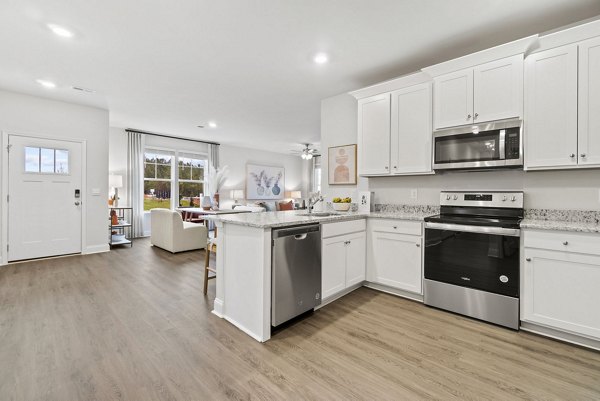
[272,224,320,239]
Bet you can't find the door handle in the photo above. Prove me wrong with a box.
[293,234,307,240]
[74,201,81,206]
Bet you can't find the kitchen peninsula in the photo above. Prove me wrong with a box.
[208,209,433,342]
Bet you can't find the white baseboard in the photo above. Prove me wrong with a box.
[364,282,424,303]
[520,321,600,352]
[83,244,110,254]
[222,315,268,342]
[212,298,224,317]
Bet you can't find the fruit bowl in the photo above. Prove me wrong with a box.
[332,203,351,212]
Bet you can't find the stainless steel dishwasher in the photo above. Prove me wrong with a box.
[271,224,321,327]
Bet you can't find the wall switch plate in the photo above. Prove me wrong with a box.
[410,189,418,200]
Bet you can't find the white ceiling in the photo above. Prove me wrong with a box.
[1,1,600,153]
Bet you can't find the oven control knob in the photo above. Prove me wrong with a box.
[446,195,451,200]
[510,196,516,202]
[453,195,458,200]
[502,195,507,202]
[499,275,509,283]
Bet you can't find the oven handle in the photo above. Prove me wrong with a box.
[424,222,520,237]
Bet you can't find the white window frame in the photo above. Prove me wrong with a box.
[143,146,207,212]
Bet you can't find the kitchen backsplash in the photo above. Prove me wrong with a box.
[374,204,440,214]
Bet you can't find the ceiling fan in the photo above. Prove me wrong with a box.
[291,143,320,160]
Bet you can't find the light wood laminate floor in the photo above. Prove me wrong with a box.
[1,238,599,400]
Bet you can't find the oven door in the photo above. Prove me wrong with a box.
[424,222,520,297]
[433,130,504,170]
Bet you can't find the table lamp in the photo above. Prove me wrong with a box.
[230,189,245,205]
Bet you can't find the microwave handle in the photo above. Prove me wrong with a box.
[499,129,506,160]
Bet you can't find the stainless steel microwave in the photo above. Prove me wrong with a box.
[433,119,523,171]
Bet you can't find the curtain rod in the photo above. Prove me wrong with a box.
[125,128,220,146]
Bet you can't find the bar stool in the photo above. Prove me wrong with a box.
[203,238,217,294]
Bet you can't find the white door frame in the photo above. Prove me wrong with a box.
[1,131,87,265]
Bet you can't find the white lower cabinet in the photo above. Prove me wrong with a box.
[523,230,600,340]
[322,222,366,300]
[367,220,423,294]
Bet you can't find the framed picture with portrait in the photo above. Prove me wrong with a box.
[328,144,357,185]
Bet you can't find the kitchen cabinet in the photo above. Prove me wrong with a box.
[433,54,523,130]
[357,83,433,177]
[367,220,422,294]
[357,93,391,175]
[390,83,433,175]
[578,36,600,167]
[523,230,600,340]
[525,44,579,169]
[322,222,366,300]
[525,36,600,170]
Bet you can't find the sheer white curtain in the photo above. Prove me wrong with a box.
[127,131,145,237]
[209,143,220,170]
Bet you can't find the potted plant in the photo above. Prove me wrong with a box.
[207,164,229,209]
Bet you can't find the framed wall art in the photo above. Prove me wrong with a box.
[328,144,357,185]
[246,164,285,200]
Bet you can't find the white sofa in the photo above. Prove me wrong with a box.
[150,208,207,253]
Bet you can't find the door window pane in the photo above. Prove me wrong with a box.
[25,147,40,172]
[55,149,69,174]
[40,148,55,173]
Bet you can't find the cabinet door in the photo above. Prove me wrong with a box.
[370,231,422,294]
[523,248,600,340]
[578,36,600,167]
[473,55,523,123]
[433,69,473,130]
[524,45,578,169]
[322,237,347,299]
[345,231,366,287]
[358,93,391,175]
[390,83,433,174]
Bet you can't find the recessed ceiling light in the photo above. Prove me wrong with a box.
[208,121,217,128]
[313,52,329,64]
[36,79,56,89]
[47,23,74,38]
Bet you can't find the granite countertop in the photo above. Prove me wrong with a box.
[520,219,600,233]
[520,209,600,233]
[205,210,436,229]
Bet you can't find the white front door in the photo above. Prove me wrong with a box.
[8,135,83,261]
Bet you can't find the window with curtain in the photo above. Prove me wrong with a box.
[143,148,207,211]
[144,150,173,211]
[177,153,206,208]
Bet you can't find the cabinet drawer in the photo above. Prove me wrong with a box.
[369,219,422,236]
[524,230,600,256]
[322,219,366,239]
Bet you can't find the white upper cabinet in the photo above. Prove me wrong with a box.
[433,55,524,130]
[358,93,391,175]
[578,36,600,167]
[525,44,579,169]
[473,55,523,123]
[390,83,433,175]
[524,36,600,171]
[433,69,473,129]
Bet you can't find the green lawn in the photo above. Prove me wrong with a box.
[144,198,199,211]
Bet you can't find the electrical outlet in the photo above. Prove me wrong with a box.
[410,189,418,200]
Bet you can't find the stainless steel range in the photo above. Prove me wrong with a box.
[423,191,523,329]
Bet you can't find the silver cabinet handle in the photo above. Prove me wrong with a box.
[570,154,576,158]
[563,241,569,245]
[74,201,80,206]
[416,243,420,247]
[467,114,472,120]
[393,166,397,169]
[581,153,586,158]
[526,258,531,262]
[393,226,397,229]
[474,113,479,119]
[384,166,389,170]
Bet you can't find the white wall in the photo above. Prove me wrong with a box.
[321,93,600,210]
[219,144,305,210]
[0,89,109,261]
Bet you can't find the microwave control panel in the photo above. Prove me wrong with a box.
[505,128,521,159]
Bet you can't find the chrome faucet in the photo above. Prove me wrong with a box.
[307,194,324,214]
